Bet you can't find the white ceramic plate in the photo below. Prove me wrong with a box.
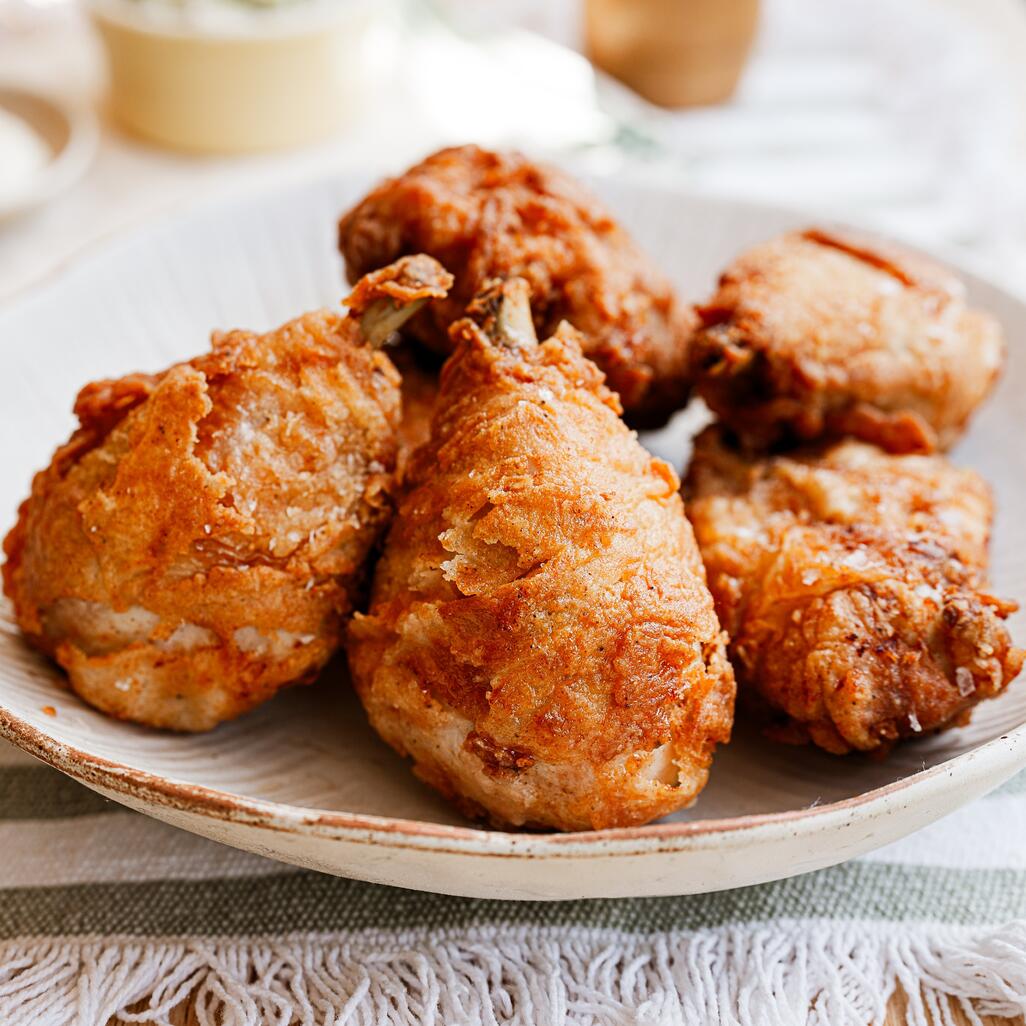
[1,172,1025,900]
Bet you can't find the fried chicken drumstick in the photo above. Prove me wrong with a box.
[346,278,734,831]
[339,145,697,425]
[685,426,1023,754]
[691,229,1004,453]
[3,256,452,731]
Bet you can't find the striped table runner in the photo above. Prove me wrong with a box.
[1,736,1025,1025]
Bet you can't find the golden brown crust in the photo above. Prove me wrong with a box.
[3,257,451,731]
[338,145,697,424]
[684,426,1023,754]
[691,229,1005,453]
[344,252,453,313]
[346,281,734,831]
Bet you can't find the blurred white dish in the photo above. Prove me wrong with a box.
[0,86,97,221]
[0,172,1024,900]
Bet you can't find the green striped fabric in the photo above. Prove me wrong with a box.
[1,741,1024,1025]
[2,861,1026,940]
[0,750,1024,935]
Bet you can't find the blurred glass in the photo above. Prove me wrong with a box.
[0,0,72,28]
[586,0,758,108]
[427,0,579,46]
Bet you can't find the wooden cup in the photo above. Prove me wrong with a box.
[585,0,759,108]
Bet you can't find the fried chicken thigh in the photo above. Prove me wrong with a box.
[685,426,1023,754]
[339,145,697,425]
[346,279,734,831]
[691,229,1004,453]
[3,256,452,731]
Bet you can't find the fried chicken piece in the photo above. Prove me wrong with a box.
[684,426,1023,754]
[691,229,1005,453]
[3,256,452,731]
[389,345,442,482]
[338,145,697,425]
[346,278,734,831]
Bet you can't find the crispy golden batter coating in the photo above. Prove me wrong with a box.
[691,229,1004,453]
[3,256,452,731]
[685,426,1023,754]
[339,145,697,425]
[347,279,734,831]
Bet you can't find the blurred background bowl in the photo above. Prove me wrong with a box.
[88,0,375,154]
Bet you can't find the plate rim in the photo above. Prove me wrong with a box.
[1,170,1025,862]
[2,672,1023,858]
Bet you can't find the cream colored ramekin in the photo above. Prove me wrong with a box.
[89,0,375,154]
